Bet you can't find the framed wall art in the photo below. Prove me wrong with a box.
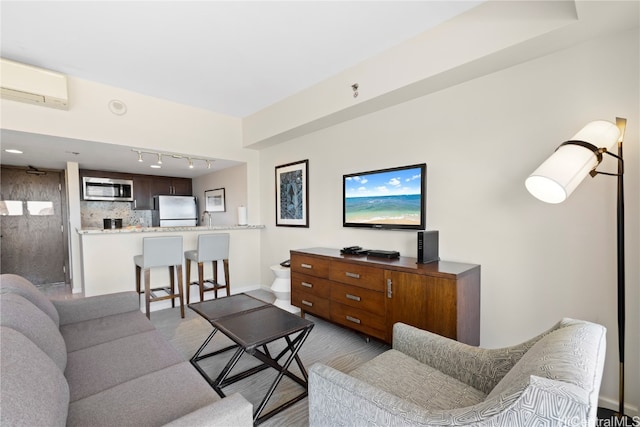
[204,188,226,212]
[275,159,309,227]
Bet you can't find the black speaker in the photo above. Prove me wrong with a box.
[417,230,439,264]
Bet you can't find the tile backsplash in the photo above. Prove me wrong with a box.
[81,201,152,229]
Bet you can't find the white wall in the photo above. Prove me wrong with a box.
[192,163,248,226]
[258,28,639,414]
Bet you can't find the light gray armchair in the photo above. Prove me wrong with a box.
[309,318,606,427]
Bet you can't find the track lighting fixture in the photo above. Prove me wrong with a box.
[130,149,215,170]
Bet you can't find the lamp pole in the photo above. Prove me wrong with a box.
[615,117,626,418]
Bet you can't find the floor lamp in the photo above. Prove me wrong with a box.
[525,117,627,419]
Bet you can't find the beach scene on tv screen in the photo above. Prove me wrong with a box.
[345,167,422,225]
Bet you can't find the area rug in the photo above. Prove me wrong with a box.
[150,292,389,426]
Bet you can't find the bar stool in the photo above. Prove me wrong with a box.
[185,233,230,303]
[134,236,184,319]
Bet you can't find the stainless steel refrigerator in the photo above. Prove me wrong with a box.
[152,195,198,227]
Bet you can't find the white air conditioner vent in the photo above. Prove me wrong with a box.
[0,58,69,110]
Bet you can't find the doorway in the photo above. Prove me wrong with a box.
[1,166,69,285]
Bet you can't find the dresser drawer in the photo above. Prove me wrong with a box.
[329,261,384,291]
[291,288,330,318]
[291,272,331,299]
[331,303,386,341]
[291,254,330,278]
[330,283,384,313]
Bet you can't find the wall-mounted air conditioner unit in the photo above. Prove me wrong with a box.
[1,58,69,110]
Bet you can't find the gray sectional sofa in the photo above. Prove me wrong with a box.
[0,274,252,426]
[309,319,607,426]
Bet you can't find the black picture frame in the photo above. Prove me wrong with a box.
[275,159,309,227]
[204,188,226,212]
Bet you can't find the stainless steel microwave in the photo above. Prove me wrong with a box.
[83,177,134,201]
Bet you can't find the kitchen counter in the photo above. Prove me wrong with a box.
[77,225,264,304]
[77,224,265,234]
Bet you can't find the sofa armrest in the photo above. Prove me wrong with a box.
[309,363,591,427]
[51,291,141,326]
[392,323,543,394]
[163,393,253,427]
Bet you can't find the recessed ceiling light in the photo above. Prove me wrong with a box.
[150,164,161,169]
[5,149,23,154]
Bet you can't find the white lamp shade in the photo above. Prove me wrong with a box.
[525,120,620,203]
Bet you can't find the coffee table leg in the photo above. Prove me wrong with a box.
[190,328,218,363]
[253,327,313,424]
[211,347,245,398]
[286,335,309,384]
[190,328,241,397]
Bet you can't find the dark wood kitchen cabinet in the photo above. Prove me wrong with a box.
[133,176,192,210]
[151,177,192,196]
[80,169,192,210]
[132,175,154,210]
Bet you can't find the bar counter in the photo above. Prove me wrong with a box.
[77,225,265,301]
[78,224,265,234]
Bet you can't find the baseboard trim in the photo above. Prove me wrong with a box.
[598,396,639,418]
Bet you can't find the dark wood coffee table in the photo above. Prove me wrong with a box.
[189,294,314,425]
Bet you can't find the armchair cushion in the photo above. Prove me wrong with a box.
[349,349,486,410]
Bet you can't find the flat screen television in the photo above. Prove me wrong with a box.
[343,163,426,230]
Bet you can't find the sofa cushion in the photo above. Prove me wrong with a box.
[0,327,69,427]
[65,330,184,402]
[52,291,142,326]
[487,320,607,401]
[349,349,486,410]
[67,362,221,426]
[60,309,155,352]
[0,274,60,326]
[0,293,67,371]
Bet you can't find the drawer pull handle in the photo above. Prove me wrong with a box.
[346,293,361,302]
[301,282,313,288]
[346,315,361,324]
[301,263,312,269]
[345,272,360,279]
[302,300,313,307]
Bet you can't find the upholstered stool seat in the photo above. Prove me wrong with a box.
[134,236,184,319]
[185,233,230,303]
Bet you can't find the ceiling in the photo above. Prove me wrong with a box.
[1,1,484,118]
[2,1,637,178]
[0,1,485,177]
